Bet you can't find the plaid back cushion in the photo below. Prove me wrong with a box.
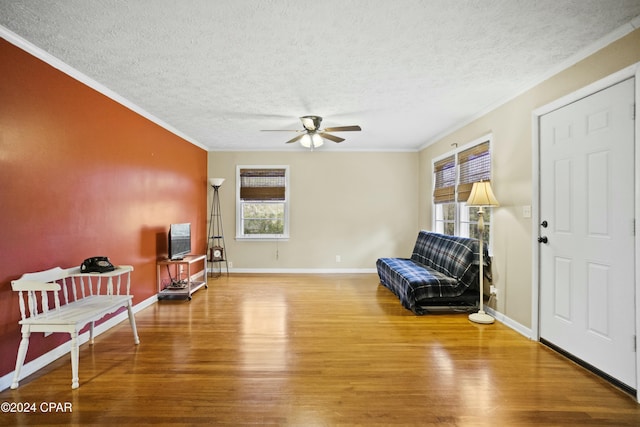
[410,231,483,289]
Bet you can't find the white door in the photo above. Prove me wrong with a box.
[539,78,636,388]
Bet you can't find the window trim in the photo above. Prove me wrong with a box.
[432,134,494,252]
[236,165,290,241]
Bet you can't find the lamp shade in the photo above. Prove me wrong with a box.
[209,178,225,187]
[466,181,499,207]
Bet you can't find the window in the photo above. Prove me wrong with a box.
[433,155,456,236]
[236,166,289,239]
[433,137,493,249]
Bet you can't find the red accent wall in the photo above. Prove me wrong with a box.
[0,40,208,379]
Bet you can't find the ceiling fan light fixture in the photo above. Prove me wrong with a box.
[312,132,324,147]
[300,134,312,148]
[262,115,360,148]
[300,132,324,149]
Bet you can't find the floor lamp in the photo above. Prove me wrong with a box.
[466,181,499,324]
[207,178,229,277]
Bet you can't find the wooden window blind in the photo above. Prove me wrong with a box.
[457,141,491,202]
[433,155,456,204]
[239,168,286,201]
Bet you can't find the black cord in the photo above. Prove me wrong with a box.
[165,264,175,282]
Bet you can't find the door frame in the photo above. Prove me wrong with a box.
[531,62,640,402]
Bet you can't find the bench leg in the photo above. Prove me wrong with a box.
[11,329,31,389]
[127,302,140,345]
[70,331,80,389]
[89,321,95,345]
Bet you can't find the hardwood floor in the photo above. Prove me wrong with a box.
[2,273,639,426]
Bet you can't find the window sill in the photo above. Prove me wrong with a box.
[235,235,290,242]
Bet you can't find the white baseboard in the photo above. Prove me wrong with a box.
[228,268,378,274]
[0,294,157,392]
[485,306,533,339]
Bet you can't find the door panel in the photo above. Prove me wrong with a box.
[539,78,636,388]
[553,257,572,321]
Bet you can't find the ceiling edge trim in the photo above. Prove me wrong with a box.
[0,25,208,152]
[417,15,640,152]
[208,147,419,153]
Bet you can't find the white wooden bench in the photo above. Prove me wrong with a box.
[10,265,140,389]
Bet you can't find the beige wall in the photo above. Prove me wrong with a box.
[208,151,419,270]
[419,29,640,328]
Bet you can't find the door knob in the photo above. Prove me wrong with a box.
[538,236,548,244]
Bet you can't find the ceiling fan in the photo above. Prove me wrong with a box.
[261,115,362,148]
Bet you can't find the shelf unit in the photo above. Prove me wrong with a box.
[157,254,207,300]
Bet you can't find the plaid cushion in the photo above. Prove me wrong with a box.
[410,231,481,289]
[376,231,487,314]
[376,258,460,314]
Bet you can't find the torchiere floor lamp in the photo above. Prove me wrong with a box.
[208,178,229,277]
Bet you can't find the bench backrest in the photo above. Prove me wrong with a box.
[410,231,486,289]
[11,266,133,321]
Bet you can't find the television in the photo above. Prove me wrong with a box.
[168,223,191,260]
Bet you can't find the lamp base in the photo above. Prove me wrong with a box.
[469,310,495,324]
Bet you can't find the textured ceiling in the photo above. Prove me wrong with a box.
[2,0,640,151]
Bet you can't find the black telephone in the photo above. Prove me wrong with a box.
[80,256,115,273]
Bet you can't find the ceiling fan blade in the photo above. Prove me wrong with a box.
[319,132,345,143]
[285,134,306,144]
[260,129,302,132]
[323,125,361,132]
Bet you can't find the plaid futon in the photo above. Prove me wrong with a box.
[376,231,486,314]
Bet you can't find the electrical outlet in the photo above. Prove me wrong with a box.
[336,255,341,263]
[490,285,498,296]
[228,261,233,269]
